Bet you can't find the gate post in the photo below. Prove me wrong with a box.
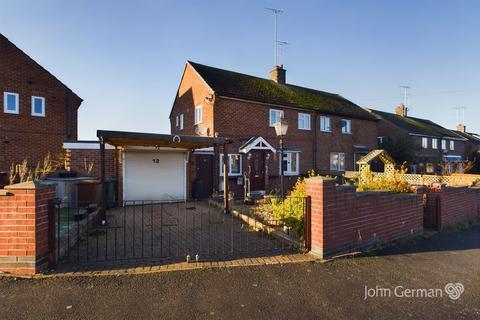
[304,196,312,252]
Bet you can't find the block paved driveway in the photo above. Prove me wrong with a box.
[56,201,302,272]
[1,225,479,319]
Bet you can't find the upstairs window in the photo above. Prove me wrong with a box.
[298,113,311,130]
[4,92,19,114]
[320,116,331,132]
[377,136,385,146]
[280,151,300,175]
[441,139,447,150]
[179,114,184,130]
[422,137,428,149]
[175,115,179,127]
[269,109,284,127]
[194,105,202,124]
[220,154,242,176]
[32,96,45,116]
[450,140,455,151]
[341,119,352,134]
[432,138,438,149]
[330,152,345,171]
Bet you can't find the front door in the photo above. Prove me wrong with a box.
[249,151,265,191]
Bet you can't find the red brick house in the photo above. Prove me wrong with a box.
[170,61,378,197]
[367,106,468,174]
[0,33,82,173]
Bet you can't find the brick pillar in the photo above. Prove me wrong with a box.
[305,176,336,259]
[0,181,56,275]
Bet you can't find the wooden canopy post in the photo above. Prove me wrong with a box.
[100,138,107,224]
[223,143,229,214]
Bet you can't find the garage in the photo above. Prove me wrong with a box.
[123,149,187,201]
[96,130,231,206]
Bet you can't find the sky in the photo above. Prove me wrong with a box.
[1,0,480,139]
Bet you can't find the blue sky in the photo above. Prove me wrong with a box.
[2,0,479,139]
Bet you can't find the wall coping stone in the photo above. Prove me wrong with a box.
[4,181,44,190]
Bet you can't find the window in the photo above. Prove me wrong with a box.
[175,115,179,127]
[422,137,428,149]
[280,151,299,175]
[194,105,202,124]
[320,116,331,132]
[3,92,19,114]
[377,136,385,146]
[432,138,438,149]
[269,109,284,127]
[341,119,352,134]
[330,152,346,171]
[219,154,242,176]
[179,114,184,130]
[441,139,447,150]
[450,140,455,150]
[426,163,434,174]
[298,113,311,130]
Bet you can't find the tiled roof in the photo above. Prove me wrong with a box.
[454,130,480,144]
[369,109,465,139]
[188,61,377,121]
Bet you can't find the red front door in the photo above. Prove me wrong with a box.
[249,151,266,191]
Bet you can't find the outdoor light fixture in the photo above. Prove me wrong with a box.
[274,117,289,138]
[274,117,288,198]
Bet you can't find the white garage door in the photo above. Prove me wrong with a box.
[123,151,186,201]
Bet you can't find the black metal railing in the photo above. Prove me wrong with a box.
[55,197,308,267]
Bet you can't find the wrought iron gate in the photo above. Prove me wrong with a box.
[55,198,308,268]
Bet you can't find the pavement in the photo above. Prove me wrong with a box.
[0,225,479,320]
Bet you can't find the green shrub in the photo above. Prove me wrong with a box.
[358,165,411,193]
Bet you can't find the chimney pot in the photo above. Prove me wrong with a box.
[269,65,286,84]
[395,104,408,117]
[456,124,466,133]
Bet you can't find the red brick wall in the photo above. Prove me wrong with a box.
[170,63,215,137]
[425,184,480,228]
[65,147,116,178]
[0,34,82,171]
[0,182,56,275]
[306,177,424,258]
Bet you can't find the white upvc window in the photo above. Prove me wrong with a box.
[320,116,331,132]
[3,92,19,114]
[450,140,455,151]
[194,105,202,124]
[269,109,284,127]
[422,137,428,149]
[179,114,184,130]
[175,115,179,127]
[341,119,352,134]
[441,139,447,150]
[298,113,311,130]
[280,151,300,176]
[330,152,346,171]
[432,138,438,149]
[377,136,385,145]
[219,154,242,176]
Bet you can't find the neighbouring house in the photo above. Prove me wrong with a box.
[170,61,378,197]
[453,123,480,173]
[367,105,468,174]
[0,33,82,174]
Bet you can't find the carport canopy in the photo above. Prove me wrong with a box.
[97,130,229,149]
[96,130,231,218]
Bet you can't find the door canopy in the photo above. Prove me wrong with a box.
[239,136,276,154]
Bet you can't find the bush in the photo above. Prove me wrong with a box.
[358,165,411,193]
[260,170,316,238]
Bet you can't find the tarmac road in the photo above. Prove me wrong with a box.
[1,225,479,320]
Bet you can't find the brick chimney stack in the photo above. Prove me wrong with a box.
[395,104,408,117]
[456,123,466,133]
[269,64,286,84]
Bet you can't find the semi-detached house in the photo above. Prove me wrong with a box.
[170,61,378,197]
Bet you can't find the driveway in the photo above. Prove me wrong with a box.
[1,225,479,319]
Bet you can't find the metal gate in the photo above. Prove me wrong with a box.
[55,197,308,268]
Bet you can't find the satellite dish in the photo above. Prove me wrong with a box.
[336,120,346,128]
[195,126,208,135]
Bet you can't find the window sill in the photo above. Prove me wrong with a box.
[298,128,311,131]
[4,110,19,115]
[32,113,46,117]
